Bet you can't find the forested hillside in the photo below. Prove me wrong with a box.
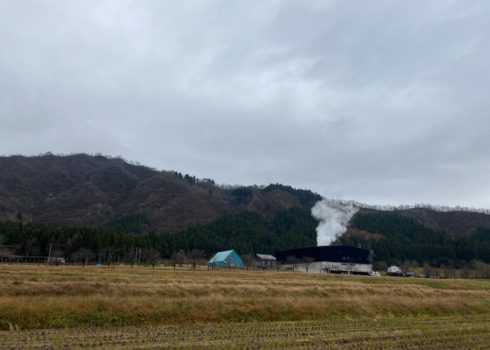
[0,154,318,231]
[1,153,490,270]
[340,211,490,265]
[0,208,317,264]
[1,208,490,270]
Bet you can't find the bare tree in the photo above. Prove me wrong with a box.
[285,256,300,271]
[304,257,315,273]
[0,246,13,263]
[373,261,387,273]
[423,263,436,278]
[0,234,13,259]
[472,260,490,279]
[188,249,204,270]
[143,248,161,268]
[129,247,142,267]
[99,248,117,267]
[241,254,254,270]
[171,250,187,270]
[72,248,95,267]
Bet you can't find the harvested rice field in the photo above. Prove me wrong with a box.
[1,265,489,349]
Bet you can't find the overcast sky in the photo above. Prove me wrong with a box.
[1,0,490,208]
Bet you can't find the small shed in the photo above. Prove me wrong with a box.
[254,254,277,269]
[208,250,244,269]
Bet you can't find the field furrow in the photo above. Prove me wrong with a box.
[2,316,490,349]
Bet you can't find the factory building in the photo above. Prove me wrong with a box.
[276,245,373,275]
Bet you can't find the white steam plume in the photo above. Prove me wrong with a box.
[311,199,359,246]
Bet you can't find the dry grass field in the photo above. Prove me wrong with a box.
[1,265,490,349]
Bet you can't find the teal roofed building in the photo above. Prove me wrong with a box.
[208,250,244,269]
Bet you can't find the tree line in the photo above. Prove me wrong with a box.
[0,208,317,265]
[1,208,490,272]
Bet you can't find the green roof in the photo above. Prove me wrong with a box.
[209,250,234,263]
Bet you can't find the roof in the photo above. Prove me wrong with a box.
[255,254,276,260]
[209,250,234,263]
[276,245,372,264]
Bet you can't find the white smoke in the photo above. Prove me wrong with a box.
[311,199,359,246]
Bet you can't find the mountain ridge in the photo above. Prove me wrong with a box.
[0,154,318,232]
[1,153,490,238]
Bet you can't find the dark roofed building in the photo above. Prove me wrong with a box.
[276,246,374,275]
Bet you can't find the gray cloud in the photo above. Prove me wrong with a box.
[1,0,490,207]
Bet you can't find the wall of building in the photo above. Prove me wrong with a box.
[281,261,373,275]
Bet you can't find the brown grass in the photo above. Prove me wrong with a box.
[1,264,490,330]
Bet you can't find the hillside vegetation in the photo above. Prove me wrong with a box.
[1,154,490,269]
[341,211,490,266]
[2,209,490,272]
[0,154,318,232]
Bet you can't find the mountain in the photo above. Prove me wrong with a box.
[0,154,320,232]
[346,207,490,239]
[2,154,490,238]
[341,210,490,265]
[1,153,490,267]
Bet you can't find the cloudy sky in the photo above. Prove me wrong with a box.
[1,0,490,207]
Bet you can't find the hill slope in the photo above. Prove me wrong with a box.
[1,154,490,267]
[395,208,490,237]
[0,154,320,232]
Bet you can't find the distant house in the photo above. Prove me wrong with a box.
[208,250,244,269]
[254,254,277,269]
